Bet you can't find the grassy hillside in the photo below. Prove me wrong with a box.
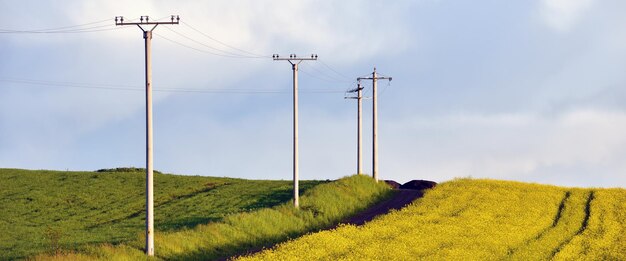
[239,179,626,260]
[0,168,324,260]
[30,174,391,260]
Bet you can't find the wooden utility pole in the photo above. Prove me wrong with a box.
[358,68,391,182]
[346,81,364,175]
[115,15,179,256]
[272,54,318,208]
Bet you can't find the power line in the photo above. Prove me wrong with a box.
[181,21,268,58]
[0,25,126,34]
[0,18,109,33]
[154,32,265,59]
[299,65,346,83]
[0,77,343,94]
[378,78,393,97]
[299,62,351,83]
[160,26,260,58]
[152,20,272,59]
[0,78,140,90]
[154,32,241,58]
[318,59,351,80]
[0,19,131,34]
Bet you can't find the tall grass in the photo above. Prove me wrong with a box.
[31,175,392,260]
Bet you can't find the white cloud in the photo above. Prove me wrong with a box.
[55,0,413,64]
[540,0,594,32]
[382,109,626,188]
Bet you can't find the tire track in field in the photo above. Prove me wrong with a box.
[550,191,595,258]
[506,191,571,257]
[506,190,594,259]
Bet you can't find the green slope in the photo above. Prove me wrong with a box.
[0,168,323,260]
[239,179,626,260]
[29,175,392,261]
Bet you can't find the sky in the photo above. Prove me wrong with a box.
[1,0,625,188]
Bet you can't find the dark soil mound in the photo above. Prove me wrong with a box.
[400,180,437,190]
[384,180,401,189]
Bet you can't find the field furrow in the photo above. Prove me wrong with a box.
[553,189,626,260]
[507,190,590,260]
[550,191,594,258]
[504,191,570,257]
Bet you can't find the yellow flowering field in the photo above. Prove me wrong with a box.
[238,179,626,260]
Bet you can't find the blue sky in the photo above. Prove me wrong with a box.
[1,0,625,187]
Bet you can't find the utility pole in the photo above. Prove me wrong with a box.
[345,80,364,175]
[272,54,318,208]
[358,68,391,182]
[115,15,179,257]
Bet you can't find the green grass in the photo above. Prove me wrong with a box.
[31,174,392,260]
[0,168,324,260]
[239,179,626,260]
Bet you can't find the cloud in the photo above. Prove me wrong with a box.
[381,108,626,187]
[57,0,414,64]
[539,0,595,32]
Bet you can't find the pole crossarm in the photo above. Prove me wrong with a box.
[273,54,318,64]
[115,15,180,27]
[346,85,364,93]
[357,76,392,81]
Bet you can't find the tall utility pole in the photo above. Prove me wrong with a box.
[272,54,318,208]
[358,68,391,182]
[115,15,179,257]
[345,81,364,175]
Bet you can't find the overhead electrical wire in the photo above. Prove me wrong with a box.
[0,25,126,34]
[0,18,109,33]
[299,62,351,83]
[153,32,253,58]
[160,26,262,58]
[157,21,357,92]
[0,18,127,34]
[0,77,343,94]
[1,18,358,96]
[318,59,351,81]
[181,21,269,58]
[299,66,348,84]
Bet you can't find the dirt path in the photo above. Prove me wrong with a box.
[334,189,424,227]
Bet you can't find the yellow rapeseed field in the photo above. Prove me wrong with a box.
[238,179,626,261]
